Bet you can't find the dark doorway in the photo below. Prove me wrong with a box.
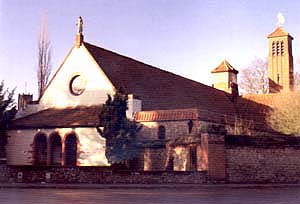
[158,126,166,140]
[64,134,77,166]
[49,134,62,166]
[190,145,197,171]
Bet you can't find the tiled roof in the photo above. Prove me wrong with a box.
[134,108,238,125]
[84,42,237,119]
[10,106,101,129]
[268,27,293,39]
[211,60,238,74]
[134,109,199,122]
[243,91,300,108]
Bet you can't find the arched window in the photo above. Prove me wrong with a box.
[281,41,284,55]
[33,133,47,165]
[49,133,62,166]
[188,120,193,134]
[158,125,166,140]
[272,41,276,56]
[64,134,77,166]
[276,41,280,55]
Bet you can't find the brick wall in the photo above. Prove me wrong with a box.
[202,133,226,181]
[138,120,203,141]
[226,135,300,183]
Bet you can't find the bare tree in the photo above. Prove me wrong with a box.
[37,15,51,98]
[239,58,268,94]
[294,71,300,90]
[0,81,16,159]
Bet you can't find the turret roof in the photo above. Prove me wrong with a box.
[211,60,238,74]
[268,26,293,39]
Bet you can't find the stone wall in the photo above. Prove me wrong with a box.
[0,165,207,184]
[225,135,300,183]
[0,164,10,183]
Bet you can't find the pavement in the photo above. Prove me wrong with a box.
[2,182,300,189]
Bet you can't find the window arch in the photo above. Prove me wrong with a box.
[33,133,47,165]
[272,41,276,56]
[276,41,280,55]
[49,133,62,166]
[188,120,193,134]
[272,41,284,56]
[280,41,284,55]
[158,125,166,140]
[64,134,77,166]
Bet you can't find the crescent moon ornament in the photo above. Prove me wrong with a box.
[277,12,285,27]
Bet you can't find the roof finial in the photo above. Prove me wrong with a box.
[277,12,285,27]
[75,16,84,48]
[77,16,83,34]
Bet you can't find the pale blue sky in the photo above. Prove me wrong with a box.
[1,0,300,99]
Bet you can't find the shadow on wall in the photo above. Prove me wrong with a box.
[269,78,282,93]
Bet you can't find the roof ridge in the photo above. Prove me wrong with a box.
[211,60,238,74]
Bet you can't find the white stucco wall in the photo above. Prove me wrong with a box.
[7,127,109,166]
[39,45,115,109]
[6,129,34,165]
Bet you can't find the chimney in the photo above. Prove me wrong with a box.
[126,94,142,119]
[18,94,33,111]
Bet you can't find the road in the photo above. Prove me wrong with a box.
[0,185,300,204]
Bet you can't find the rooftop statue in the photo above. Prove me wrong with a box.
[77,16,83,34]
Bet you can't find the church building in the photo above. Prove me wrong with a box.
[6,17,295,172]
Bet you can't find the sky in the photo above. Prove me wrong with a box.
[1,0,300,100]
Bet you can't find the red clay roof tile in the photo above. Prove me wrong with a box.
[134,109,199,122]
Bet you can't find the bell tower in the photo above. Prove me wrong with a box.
[267,14,294,93]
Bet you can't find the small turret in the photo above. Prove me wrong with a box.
[211,60,239,97]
